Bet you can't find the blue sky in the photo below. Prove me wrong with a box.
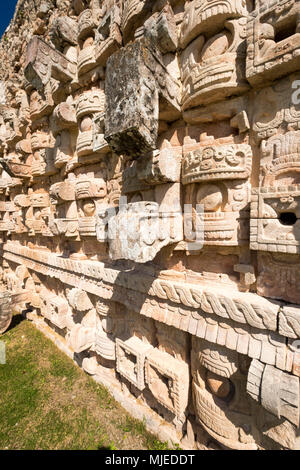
[0,1,18,38]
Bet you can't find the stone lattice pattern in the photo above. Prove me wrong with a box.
[1,0,300,450]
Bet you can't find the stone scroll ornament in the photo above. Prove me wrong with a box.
[2,0,300,451]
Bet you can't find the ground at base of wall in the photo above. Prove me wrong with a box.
[0,316,176,451]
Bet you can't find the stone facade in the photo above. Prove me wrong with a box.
[1,0,300,450]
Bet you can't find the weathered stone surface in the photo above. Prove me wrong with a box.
[1,0,300,450]
[104,39,159,158]
[0,291,12,334]
[247,359,300,427]
[246,0,300,86]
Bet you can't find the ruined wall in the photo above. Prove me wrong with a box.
[1,0,300,450]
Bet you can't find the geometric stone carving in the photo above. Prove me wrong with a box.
[49,180,79,238]
[78,9,96,42]
[94,321,116,362]
[0,158,32,180]
[145,348,189,420]
[50,181,76,204]
[184,179,251,246]
[250,186,300,254]
[24,37,77,90]
[29,87,54,121]
[76,89,106,158]
[94,299,118,362]
[246,0,300,86]
[75,178,107,200]
[182,144,252,184]
[75,177,107,238]
[122,0,152,43]
[116,336,153,390]
[183,135,252,247]
[76,90,105,120]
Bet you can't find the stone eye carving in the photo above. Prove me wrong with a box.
[80,115,93,132]
[200,30,231,61]
[206,370,234,401]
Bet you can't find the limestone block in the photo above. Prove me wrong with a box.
[105,40,159,158]
[136,148,182,185]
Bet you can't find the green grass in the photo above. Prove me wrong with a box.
[0,316,176,450]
